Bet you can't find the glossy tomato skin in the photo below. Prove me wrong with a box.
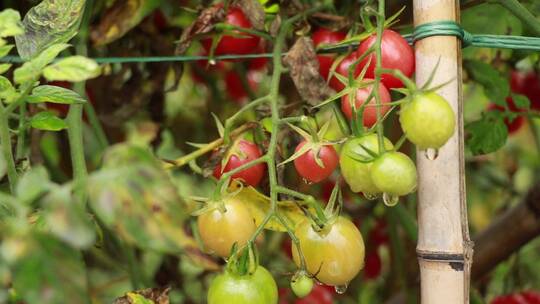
[292,217,365,286]
[488,98,525,134]
[370,152,417,196]
[356,29,414,89]
[312,29,347,81]
[197,197,256,257]
[329,53,361,92]
[202,6,260,55]
[213,140,265,187]
[295,284,334,304]
[224,70,259,103]
[208,266,278,304]
[293,141,339,184]
[341,79,392,127]
[340,134,394,195]
[510,70,540,110]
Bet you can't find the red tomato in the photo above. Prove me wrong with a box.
[491,294,528,304]
[248,45,269,71]
[340,79,391,127]
[295,284,334,304]
[488,97,525,134]
[293,141,338,184]
[152,9,168,30]
[224,70,259,103]
[201,6,260,55]
[522,291,540,304]
[213,139,266,187]
[328,53,361,92]
[510,70,540,110]
[356,29,414,89]
[312,29,347,81]
[369,219,389,247]
[364,250,382,280]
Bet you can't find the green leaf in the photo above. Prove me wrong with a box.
[16,166,51,204]
[466,114,508,155]
[30,111,68,131]
[15,0,85,60]
[0,44,14,58]
[0,63,11,74]
[43,56,101,82]
[0,9,24,38]
[27,85,85,104]
[511,94,530,110]
[464,60,509,106]
[0,76,16,101]
[127,293,156,304]
[13,43,70,84]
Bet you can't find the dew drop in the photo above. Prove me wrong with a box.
[382,193,399,207]
[334,284,348,294]
[424,148,439,160]
[363,192,379,201]
[208,59,217,66]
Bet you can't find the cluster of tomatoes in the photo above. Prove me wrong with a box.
[190,4,458,304]
[491,291,540,304]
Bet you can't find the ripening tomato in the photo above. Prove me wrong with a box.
[370,152,417,197]
[208,266,278,304]
[399,91,455,150]
[329,53,361,92]
[363,250,382,280]
[224,70,259,103]
[197,197,256,257]
[356,29,414,89]
[295,284,334,304]
[488,97,525,134]
[339,134,394,195]
[213,140,265,187]
[340,79,392,127]
[510,70,540,110]
[312,29,347,81]
[293,141,339,184]
[201,6,260,55]
[292,217,365,286]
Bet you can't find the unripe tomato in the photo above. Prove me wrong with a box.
[213,140,266,187]
[370,152,417,196]
[290,272,314,298]
[341,80,392,127]
[329,53,361,92]
[312,29,347,81]
[208,266,278,304]
[292,217,365,286]
[295,284,334,304]
[197,197,256,257]
[202,6,260,55]
[356,29,414,89]
[399,92,455,150]
[363,250,382,280]
[339,134,394,195]
[510,70,540,110]
[293,141,339,184]
[488,97,525,134]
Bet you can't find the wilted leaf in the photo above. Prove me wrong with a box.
[4,232,89,304]
[284,37,333,106]
[234,0,265,30]
[466,113,508,155]
[15,0,84,60]
[0,9,24,38]
[90,0,162,46]
[114,287,170,304]
[13,43,70,84]
[464,60,509,106]
[27,85,86,104]
[30,111,68,131]
[43,56,101,82]
[175,5,226,55]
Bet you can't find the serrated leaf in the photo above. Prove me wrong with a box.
[0,44,14,58]
[464,60,509,106]
[15,0,84,60]
[30,111,68,131]
[27,85,85,104]
[13,43,70,84]
[466,114,508,155]
[511,94,530,110]
[43,56,100,82]
[0,9,24,38]
[0,63,12,74]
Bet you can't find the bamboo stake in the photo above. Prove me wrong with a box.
[412,1,473,303]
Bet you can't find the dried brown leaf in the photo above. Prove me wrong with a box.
[233,0,265,30]
[283,37,333,106]
[175,5,225,55]
[113,287,170,304]
[269,15,281,37]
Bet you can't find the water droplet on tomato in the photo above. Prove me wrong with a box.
[334,284,348,294]
[382,193,399,207]
[363,192,379,200]
[424,148,439,160]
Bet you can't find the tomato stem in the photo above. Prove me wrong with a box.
[372,0,386,154]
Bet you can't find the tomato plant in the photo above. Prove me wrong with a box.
[208,266,278,304]
[293,140,339,184]
[370,151,417,198]
[340,79,391,127]
[312,28,347,81]
[328,53,361,92]
[213,139,266,187]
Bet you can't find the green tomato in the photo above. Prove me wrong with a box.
[339,134,394,195]
[399,92,455,150]
[290,271,314,298]
[370,152,417,196]
[208,266,278,304]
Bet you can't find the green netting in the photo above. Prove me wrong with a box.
[1,20,539,64]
